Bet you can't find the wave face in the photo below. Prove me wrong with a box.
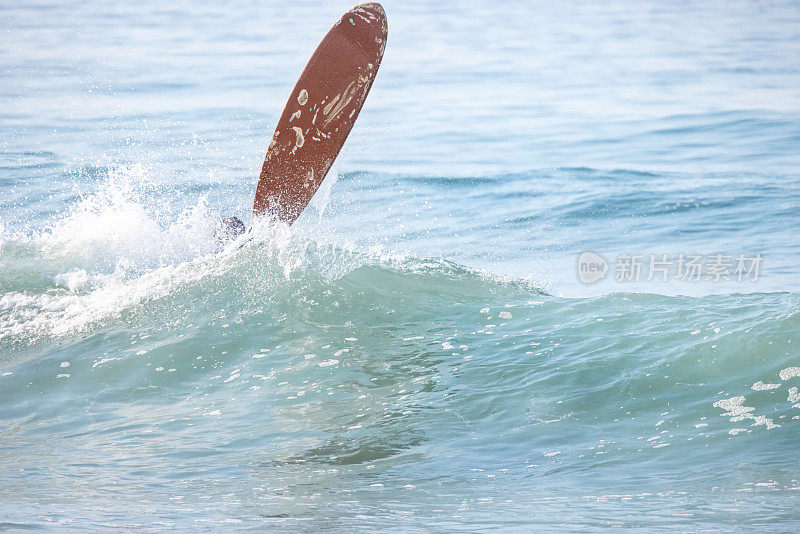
[1,165,799,530]
[3,0,800,530]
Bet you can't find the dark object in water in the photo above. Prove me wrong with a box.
[214,216,246,244]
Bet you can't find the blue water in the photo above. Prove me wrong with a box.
[2,0,800,530]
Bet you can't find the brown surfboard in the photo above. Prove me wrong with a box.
[252,3,388,224]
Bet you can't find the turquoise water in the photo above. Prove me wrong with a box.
[2,0,800,530]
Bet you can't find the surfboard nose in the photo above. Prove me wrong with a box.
[355,2,385,19]
[341,3,388,60]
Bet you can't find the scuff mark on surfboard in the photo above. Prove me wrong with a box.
[353,4,381,22]
[323,93,341,116]
[292,126,304,149]
[303,168,314,188]
[323,157,334,177]
[322,80,362,127]
[297,89,308,105]
[353,12,371,24]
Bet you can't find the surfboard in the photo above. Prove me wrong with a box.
[252,2,388,224]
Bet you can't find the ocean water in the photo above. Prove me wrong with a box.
[2,0,800,530]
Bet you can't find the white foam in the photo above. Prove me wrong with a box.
[38,165,219,278]
[0,244,230,341]
[713,396,754,419]
[306,167,339,221]
[779,367,800,381]
[0,165,239,341]
[751,381,781,391]
[2,164,539,344]
[53,269,105,292]
[714,395,780,430]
